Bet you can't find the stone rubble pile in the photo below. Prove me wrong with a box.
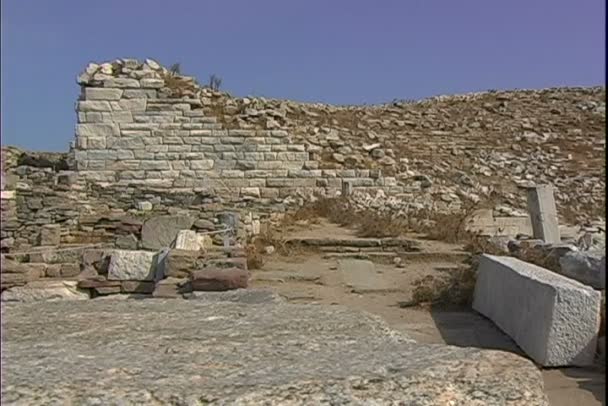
[1,225,250,301]
[72,58,605,222]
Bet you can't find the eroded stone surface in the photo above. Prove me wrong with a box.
[0,300,548,405]
[107,250,159,281]
[474,254,601,367]
[0,280,90,302]
[141,215,194,250]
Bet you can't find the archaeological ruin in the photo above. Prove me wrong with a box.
[1,58,605,404]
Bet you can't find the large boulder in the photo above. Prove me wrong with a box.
[0,299,549,404]
[141,215,194,250]
[1,280,89,302]
[559,250,605,289]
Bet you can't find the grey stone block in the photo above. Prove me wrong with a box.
[473,254,601,367]
[559,250,605,289]
[102,111,134,123]
[190,160,214,170]
[110,99,147,112]
[76,123,119,137]
[123,89,158,99]
[141,215,195,250]
[140,78,164,88]
[103,78,141,88]
[85,88,123,100]
[78,101,112,112]
[107,250,159,281]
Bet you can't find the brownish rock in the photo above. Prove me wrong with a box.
[77,277,121,289]
[60,263,81,277]
[45,264,62,278]
[161,249,201,278]
[1,265,43,290]
[153,277,192,298]
[38,225,61,246]
[121,281,155,294]
[94,286,122,295]
[190,267,249,292]
[205,257,248,270]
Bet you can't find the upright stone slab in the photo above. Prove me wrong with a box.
[473,254,601,367]
[526,185,560,244]
[342,181,353,197]
[141,215,194,250]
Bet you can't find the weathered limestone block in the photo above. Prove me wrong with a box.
[141,215,194,250]
[110,99,147,112]
[1,280,90,302]
[77,277,122,295]
[173,230,200,251]
[103,78,140,88]
[189,160,214,170]
[240,187,260,198]
[59,263,81,277]
[559,250,605,289]
[473,254,601,366]
[157,249,201,279]
[140,78,164,88]
[107,250,160,281]
[190,267,249,291]
[116,234,138,250]
[38,225,61,246]
[526,185,560,244]
[76,123,119,137]
[84,88,123,100]
[102,111,134,123]
[120,281,155,294]
[78,101,112,112]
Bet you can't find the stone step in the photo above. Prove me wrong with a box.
[323,251,470,264]
[285,237,420,251]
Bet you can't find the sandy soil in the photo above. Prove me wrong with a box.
[252,221,605,406]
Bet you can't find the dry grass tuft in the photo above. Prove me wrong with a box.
[405,262,478,308]
[285,196,408,238]
[245,244,265,270]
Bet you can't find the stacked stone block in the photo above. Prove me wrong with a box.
[74,59,399,199]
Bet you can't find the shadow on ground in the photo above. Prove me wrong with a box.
[429,305,523,354]
[560,367,606,404]
[430,305,606,406]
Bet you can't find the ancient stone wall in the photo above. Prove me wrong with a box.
[74,59,398,201]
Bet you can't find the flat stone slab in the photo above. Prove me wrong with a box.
[286,237,419,250]
[1,280,90,302]
[186,288,286,304]
[473,254,601,367]
[141,215,194,250]
[1,300,548,404]
[252,270,321,283]
[338,259,391,293]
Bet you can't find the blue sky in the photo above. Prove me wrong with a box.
[1,0,605,151]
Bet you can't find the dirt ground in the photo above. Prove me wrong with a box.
[251,220,606,406]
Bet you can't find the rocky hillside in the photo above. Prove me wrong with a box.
[107,58,602,221]
[6,59,608,223]
[213,85,606,221]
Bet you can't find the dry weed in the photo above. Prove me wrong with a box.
[405,262,478,308]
